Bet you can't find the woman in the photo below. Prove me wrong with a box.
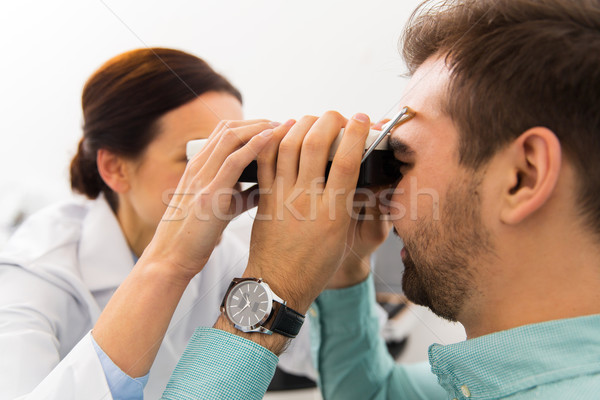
[0,48,278,398]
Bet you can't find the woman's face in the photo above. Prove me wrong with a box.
[122,91,243,238]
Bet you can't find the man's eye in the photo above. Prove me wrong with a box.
[392,158,412,172]
[382,157,410,183]
[401,162,413,172]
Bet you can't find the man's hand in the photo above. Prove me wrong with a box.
[245,111,371,313]
[328,197,392,289]
[215,111,371,354]
[326,118,393,288]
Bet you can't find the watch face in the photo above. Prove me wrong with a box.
[225,280,272,328]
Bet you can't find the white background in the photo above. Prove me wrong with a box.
[0,0,423,202]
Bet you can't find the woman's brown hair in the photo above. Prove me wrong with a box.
[70,48,242,210]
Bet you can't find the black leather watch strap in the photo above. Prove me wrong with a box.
[270,304,305,338]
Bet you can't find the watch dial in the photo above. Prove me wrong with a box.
[226,281,270,327]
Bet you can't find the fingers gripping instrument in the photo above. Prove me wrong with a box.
[186,108,414,187]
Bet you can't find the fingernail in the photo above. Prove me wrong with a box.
[260,129,274,137]
[352,113,369,123]
[270,121,281,127]
[284,119,296,127]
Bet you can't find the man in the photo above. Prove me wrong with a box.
[158,0,600,398]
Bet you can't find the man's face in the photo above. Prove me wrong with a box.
[388,56,494,322]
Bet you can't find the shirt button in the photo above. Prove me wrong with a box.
[460,385,471,397]
[309,308,317,317]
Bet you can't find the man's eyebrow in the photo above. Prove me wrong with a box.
[388,137,415,157]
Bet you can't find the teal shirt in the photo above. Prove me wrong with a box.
[162,275,600,399]
[162,328,278,399]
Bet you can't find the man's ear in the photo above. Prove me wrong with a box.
[97,149,131,194]
[500,127,562,225]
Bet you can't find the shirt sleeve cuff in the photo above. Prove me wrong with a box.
[90,332,149,400]
[312,274,377,335]
[162,327,278,400]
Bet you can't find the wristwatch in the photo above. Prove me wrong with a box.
[220,278,305,338]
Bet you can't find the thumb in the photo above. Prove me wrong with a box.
[371,118,391,131]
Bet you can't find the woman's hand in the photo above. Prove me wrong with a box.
[142,119,295,283]
[93,119,294,377]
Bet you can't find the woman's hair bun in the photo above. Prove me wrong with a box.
[70,137,104,198]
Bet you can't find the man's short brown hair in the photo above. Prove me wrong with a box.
[401,0,600,233]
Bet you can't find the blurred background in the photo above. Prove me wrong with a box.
[0,0,420,212]
[0,1,465,398]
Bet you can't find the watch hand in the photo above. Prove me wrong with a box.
[241,294,250,307]
[235,299,252,317]
[233,302,251,318]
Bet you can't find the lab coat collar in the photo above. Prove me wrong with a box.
[78,195,135,292]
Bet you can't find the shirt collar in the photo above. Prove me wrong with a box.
[428,314,600,399]
[79,194,135,292]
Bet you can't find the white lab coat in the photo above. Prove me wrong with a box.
[0,195,252,399]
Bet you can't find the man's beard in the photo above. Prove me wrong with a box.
[400,173,493,322]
